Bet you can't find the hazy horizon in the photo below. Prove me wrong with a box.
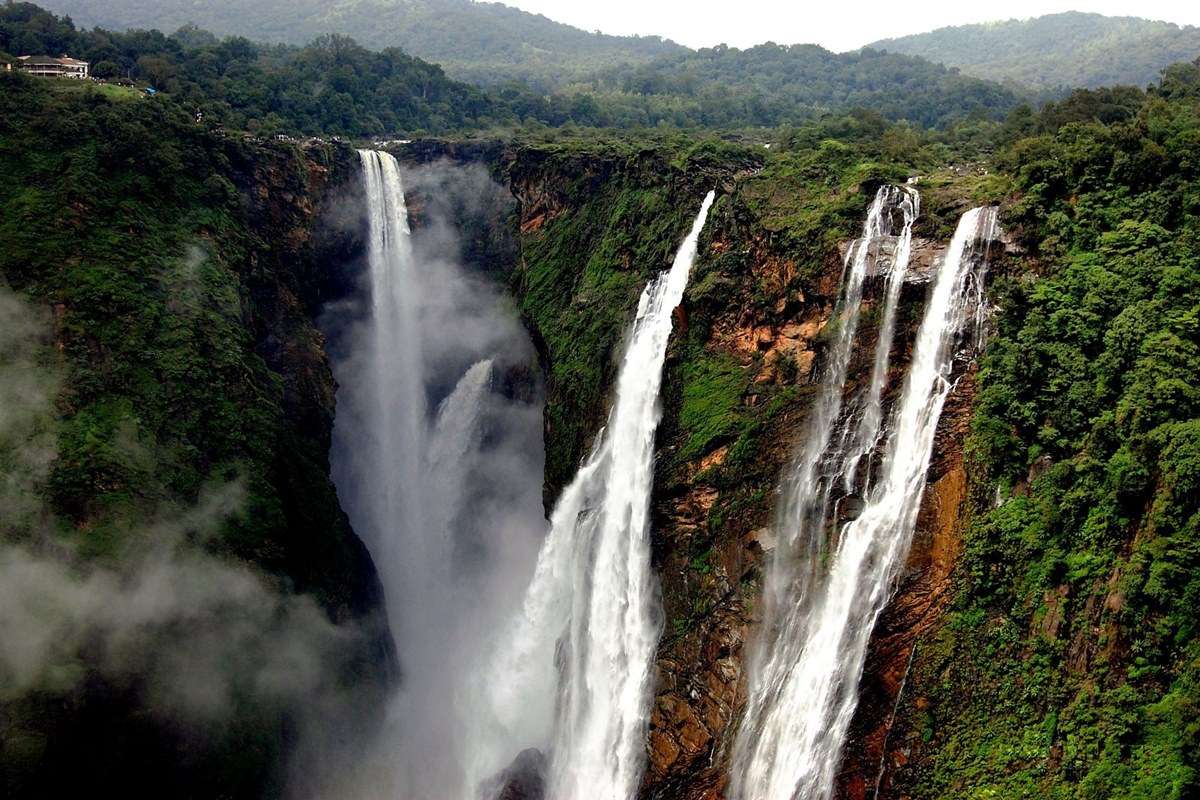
[500,1,1200,52]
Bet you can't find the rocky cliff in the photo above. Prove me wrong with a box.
[321,108,1200,800]
[6,71,1192,800]
[0,79,391,799]
[477,137,997,800]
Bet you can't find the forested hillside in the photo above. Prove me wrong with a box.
[868,58,1200,799]
[0,4,1022,134]
[0,70,391,798]
[5,0,1200,797]
[0,3,511,135]
[583,43,1020,129]
[872,11,1200,91]
[36,0,685,87]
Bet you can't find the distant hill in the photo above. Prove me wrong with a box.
[0,4,1018,134]
[37,0,686,87]
[587,44,1021,129]
[870,11,1200,91]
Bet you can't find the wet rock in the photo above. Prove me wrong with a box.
[747,527,777,555]
[488,748,547,800]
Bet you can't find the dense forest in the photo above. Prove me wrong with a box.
[882,57,1200,798]
[0,67,391,797]
[36,0,686,88]
[0,3,511,134]
[582,43,1020,130]
[0,4,1023,135]
[3,0,1200,798]
[873,11,1200,92]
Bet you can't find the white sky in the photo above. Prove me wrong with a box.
[500,0,1200,52]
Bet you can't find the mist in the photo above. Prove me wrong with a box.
[0,283,380,797]
[323,156,548,800]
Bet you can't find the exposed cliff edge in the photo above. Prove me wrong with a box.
[4,67,1195,800]
[468,137,998,799]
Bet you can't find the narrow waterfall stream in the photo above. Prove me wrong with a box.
[736,186,917,766]
[471,192,716,800]
[331,150,546,799]
[842,186,920,492]
[733,201,998,800]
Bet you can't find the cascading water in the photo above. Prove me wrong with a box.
[354,149,429,619]
[738,186,916,737]
[842,186,919,491]
[732,204,999,800]
[470,192,716,800]
[427,359,494,560]
[331,150,546,800]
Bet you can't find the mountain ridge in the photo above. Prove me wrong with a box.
[870,11,1200,90]
[37,0,686,87]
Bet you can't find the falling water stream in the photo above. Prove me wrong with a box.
[733,200,998,800]
[340,153,992,800]
[332,150,545,800]
[842,186,920,492]
[736,186,917,756]
[471,191,717,800]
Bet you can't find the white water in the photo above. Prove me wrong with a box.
[352,149,434,636]
[470,192,716,800]
[842,186,919,492]
[427,359,494,561]
[332,150,545,800]
[740,186,915,723]
[732,205,998,800]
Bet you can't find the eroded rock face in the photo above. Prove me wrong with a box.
[641,187,983,800]
[833,369,976,800]
[489,749,547,800]
[497,150,985,800]
[643,196,873,798]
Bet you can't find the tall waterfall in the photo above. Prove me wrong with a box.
[732,203,998,800]
[471,192,716,800]
[842,186,919,491]
[356,149,429,619]
[740,185,917,728]
[331,150,546,800]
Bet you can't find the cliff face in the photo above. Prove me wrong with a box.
[232,139,390,628]
[493,139,987,799]
[0,80,391,798]
[497,141,757,503]
[642,184,984,800]
[426,117,1200,800]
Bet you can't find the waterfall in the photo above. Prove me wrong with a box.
[427,359,494,562]
[352,149,434,637]
[331,150,546,800]
[471,192,716,800]
[732,205,999,800]
[739,186,915,734]
[842,186,919,493]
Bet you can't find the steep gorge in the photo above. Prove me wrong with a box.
[4,69,1197,800]
[465,140,1006,800]
[0,79,393,798]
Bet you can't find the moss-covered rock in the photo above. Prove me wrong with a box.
[0,73,390,799]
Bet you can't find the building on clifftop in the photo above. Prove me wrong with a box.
[15,55,89,79]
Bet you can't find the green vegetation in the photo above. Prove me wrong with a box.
[7,0,1200,793]
[587,43,1021,129]
[1,3,509,135]
[872,11,1200,92]
[899,64,1200,800]
[0,72,383,797]
[3,4,1022,136]
[675,355,747,463]
[39,0,685,88]
[508,138,751,492]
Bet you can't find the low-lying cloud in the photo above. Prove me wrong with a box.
[0,283,376,794]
